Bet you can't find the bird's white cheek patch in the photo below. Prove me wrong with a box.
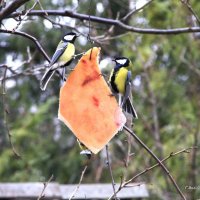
[64,35,75,41]
[116,59,127,65]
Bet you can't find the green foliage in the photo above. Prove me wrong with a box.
[0,96,85,183]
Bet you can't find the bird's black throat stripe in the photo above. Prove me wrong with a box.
[110,71,119,93]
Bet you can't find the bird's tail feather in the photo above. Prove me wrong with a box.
[122,96,138,119]
[40,69,55,91]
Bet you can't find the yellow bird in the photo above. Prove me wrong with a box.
[109,57,138,118]
[40,32,78,91]
[77,139,92,159]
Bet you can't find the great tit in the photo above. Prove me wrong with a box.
[77,139,92,159]
[40,32,78,91]
[109,57,138,119]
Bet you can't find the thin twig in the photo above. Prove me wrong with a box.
[188,124,199,200]
[69,165,88,200]
[106,145,117,200]
[15,46,34,68]
[37,174,54,200]
[97,32,129,42]
[109,146,196,200]
[123,125,186,200]
[0,0,31,20]
[121,0,154,21]
[87,0,94,61]
[125,146,197,184]
[43,15,70,29]
[181,0,200,25]
[106,12,120,36]
[1,65,21,158]
[37,0,48,16]
[87,0,92,44]
[0,64,47,81]
[124,133,132,168]
[12,0,39,32]
[0,29,50,62]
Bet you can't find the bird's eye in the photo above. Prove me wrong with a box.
[116,59,127,65]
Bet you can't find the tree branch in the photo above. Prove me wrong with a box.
[1,65,21,158]
[121,0,154,21]
[105,145,117,200]
[109,146,197,199]
[69,165,88,200]
[126,146,197,185]
[0,28,50,62]
[12,0,40,32]
[181,0,200,25]
[123,126,186,200]
[37,174,54,200]
[0,0,31,20]
[7,9,200,35]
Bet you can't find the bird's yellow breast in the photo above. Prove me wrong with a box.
[114,67,128,94]
[59,43,75,63]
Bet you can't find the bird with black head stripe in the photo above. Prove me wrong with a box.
[40,32,78,91]
[109,57,138,119]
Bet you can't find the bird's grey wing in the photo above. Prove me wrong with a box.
[122,71,138,118]
[49,42,68,66]
[123,70,132,104]
[40,42,68,90]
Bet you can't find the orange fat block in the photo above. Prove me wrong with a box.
[58,47,126,154]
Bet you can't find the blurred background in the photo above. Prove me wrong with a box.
[0,0,200,199]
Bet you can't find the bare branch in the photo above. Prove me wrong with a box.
[0,61,45,81]
[121,0,154,21]
[126,146,197,184]
[181,0,200,25]
[123,126,186,200]
[12,0,40,32]
[105,145,117,200]
[0,28,50,62]
[37,174,54,200]
[8,9,200,35]
[37,0,48,16]
[1,65,21,158]
[0,0,31,20]
[109,146,197,199]
[69,165,88,200]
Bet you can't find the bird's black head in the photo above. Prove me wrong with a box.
[113,57,130,69]
[63,32,78,43]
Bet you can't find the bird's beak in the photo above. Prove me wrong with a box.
[77,34,81,37]
[112,59,116,62]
